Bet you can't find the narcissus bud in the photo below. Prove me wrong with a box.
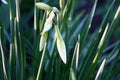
[36,2,52,11]
[55,25,67,64]
[39,32,48,51]
[53,7,60,13]
[41,11,55,34]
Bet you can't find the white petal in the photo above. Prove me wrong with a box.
[47,11,55,22]
[39,32,48,51]
[42,11,55,33]
[52,7,60,13]
[42,20,52,33]
[57,37,67,64]
[55,25,67,64]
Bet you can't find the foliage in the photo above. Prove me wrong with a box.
[0,0,120,80]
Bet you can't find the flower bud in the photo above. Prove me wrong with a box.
[41,11,55,34]
[53,7,60,13]
[39,32,48,51]
[55,25,67,64]
[36,2,52,11]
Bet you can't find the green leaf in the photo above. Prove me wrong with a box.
[95,59,106,80]
[105,42,120,80]
[71,34,80,69]
[69,68,76,80]
[86,3,120,80]
[80,0,98,48]
[36,43,47,80]
[0,27,8,80]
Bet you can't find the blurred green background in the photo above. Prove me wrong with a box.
[0,0,120,79]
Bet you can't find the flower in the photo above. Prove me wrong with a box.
[37,2,67,64]
[41,11,55,34]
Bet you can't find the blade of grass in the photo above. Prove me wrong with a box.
[34,0,37,49]
[8,0,14,43]
[106,57,120,79]
[69,68,76,80]
[0,27,8,80]
[78,1,116,79]
[78,0,98,79]
[69,16,87,45]
[60,0,73,31]
[70,34,80,69]
[105,42,120,80]
[93,23,109,63]
[8,43,13,80]
[14,17,20,80]
[55,54,61,80]
[80,0,97,48]
[34,0,37,31]
[86,5,120,80]
[95,59,106,80]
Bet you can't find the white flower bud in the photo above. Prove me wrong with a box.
[53,7,60,13]
[36,2,52,11]
[55,25,67,64]
[39,32,48,51]
[41,11,55,34]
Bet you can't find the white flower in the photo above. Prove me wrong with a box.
[36,2,52,11]
[39,32,48,51]
[41,11,55,34]
[55,25,67,64]
[40,11,55,51]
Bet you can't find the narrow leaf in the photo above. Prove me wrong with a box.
[76,35,80,69]
[36,43,47,80]
[80,0,97,48]
[95,59,106,80]
[69,68,76,80]
[0,27,8,80]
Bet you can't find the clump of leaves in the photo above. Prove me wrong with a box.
[0,0,120,80]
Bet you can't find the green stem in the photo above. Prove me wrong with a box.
[36,43,47,80]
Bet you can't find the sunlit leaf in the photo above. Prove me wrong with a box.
[95,59,106,80]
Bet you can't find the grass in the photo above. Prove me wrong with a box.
[0,0,120,80]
